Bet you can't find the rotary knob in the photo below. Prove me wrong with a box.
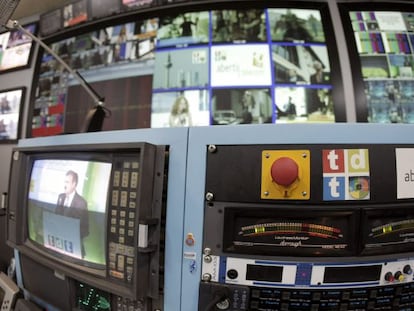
[384,272,394,282]
[271,157,299,187]
[394,271,405,282]
[403,265,412,275]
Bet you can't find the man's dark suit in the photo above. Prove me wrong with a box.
[56,192,89,257]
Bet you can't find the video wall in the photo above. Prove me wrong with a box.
[30,4,343,137]
[343,5,414,123]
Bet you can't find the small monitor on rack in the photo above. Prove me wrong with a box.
[90,0,121,20]
[122,0,156,10]
[63,0,88,28]
[0,22,37,73]
[0,87,25,142]
[39,8,62,37]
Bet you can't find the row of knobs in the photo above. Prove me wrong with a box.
[384,265,412,282]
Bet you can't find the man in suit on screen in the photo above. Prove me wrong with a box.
[56,170,89,258]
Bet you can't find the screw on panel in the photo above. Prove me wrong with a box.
[204,247,212,255]
[202,273,212,282]
[264,153,270,159]
[302,191,307,197]
[208,145,217,153]
[264,191,269,196]
[302,153,307,158]
[205,192,214,201]
[204,255,212,263]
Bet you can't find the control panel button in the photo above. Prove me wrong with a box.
[403,265,412,275]
[261,150,310,200]
[227,269,238,280]
[271,157,298,187]
[384,272,394,282]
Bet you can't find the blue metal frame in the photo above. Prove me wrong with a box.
[181,123,414,310]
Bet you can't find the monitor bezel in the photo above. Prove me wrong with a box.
[0,86,25,143]
[0,22,37,74]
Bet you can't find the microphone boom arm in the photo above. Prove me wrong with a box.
[7,19,104,106]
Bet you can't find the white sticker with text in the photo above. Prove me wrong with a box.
[396,148,414,199]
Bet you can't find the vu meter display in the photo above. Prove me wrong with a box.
[223,207,357,256]
[362,206,414,255]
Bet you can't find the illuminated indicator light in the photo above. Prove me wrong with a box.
[383,226,393,234]
[255,227,265,234]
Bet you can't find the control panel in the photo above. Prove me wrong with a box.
[199,143,414,310]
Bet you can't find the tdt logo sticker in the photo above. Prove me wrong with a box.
[322,149,370,201]
[396,148,414,199]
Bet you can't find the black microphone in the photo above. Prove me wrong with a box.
[0,0,110,133]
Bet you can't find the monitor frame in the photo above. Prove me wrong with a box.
[7,142,167,300]
[0,22,37,74]
[0,86,25,143]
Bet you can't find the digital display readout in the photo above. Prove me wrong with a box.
[324,265,382,283]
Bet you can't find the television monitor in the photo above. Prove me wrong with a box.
[90,0,121,20]
[121,0,156,10]
[0,22,37,73]
[63,0,88,28]
[39,8,62,37]
[339,2,414,123]
[7,142,167,302]
[0,87,25,142]
[151,4,346,128]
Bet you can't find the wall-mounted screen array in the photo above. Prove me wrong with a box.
[340,3,414,124]
[31,4,344,137]
[0,23,37,73]
[0,87,25,141]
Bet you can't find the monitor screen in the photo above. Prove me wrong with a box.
[0,23,37,73]
[340,3,414,123]
[90,0,121,20]
[63,0,88,28]
[29,3,345,137]
[40,9,62,37]
[27,159,112,266]
[7,142,166,300]
[122,0,156,10]
[0,87,24,141]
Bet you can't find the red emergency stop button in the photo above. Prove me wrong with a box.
[270,157,299,187]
